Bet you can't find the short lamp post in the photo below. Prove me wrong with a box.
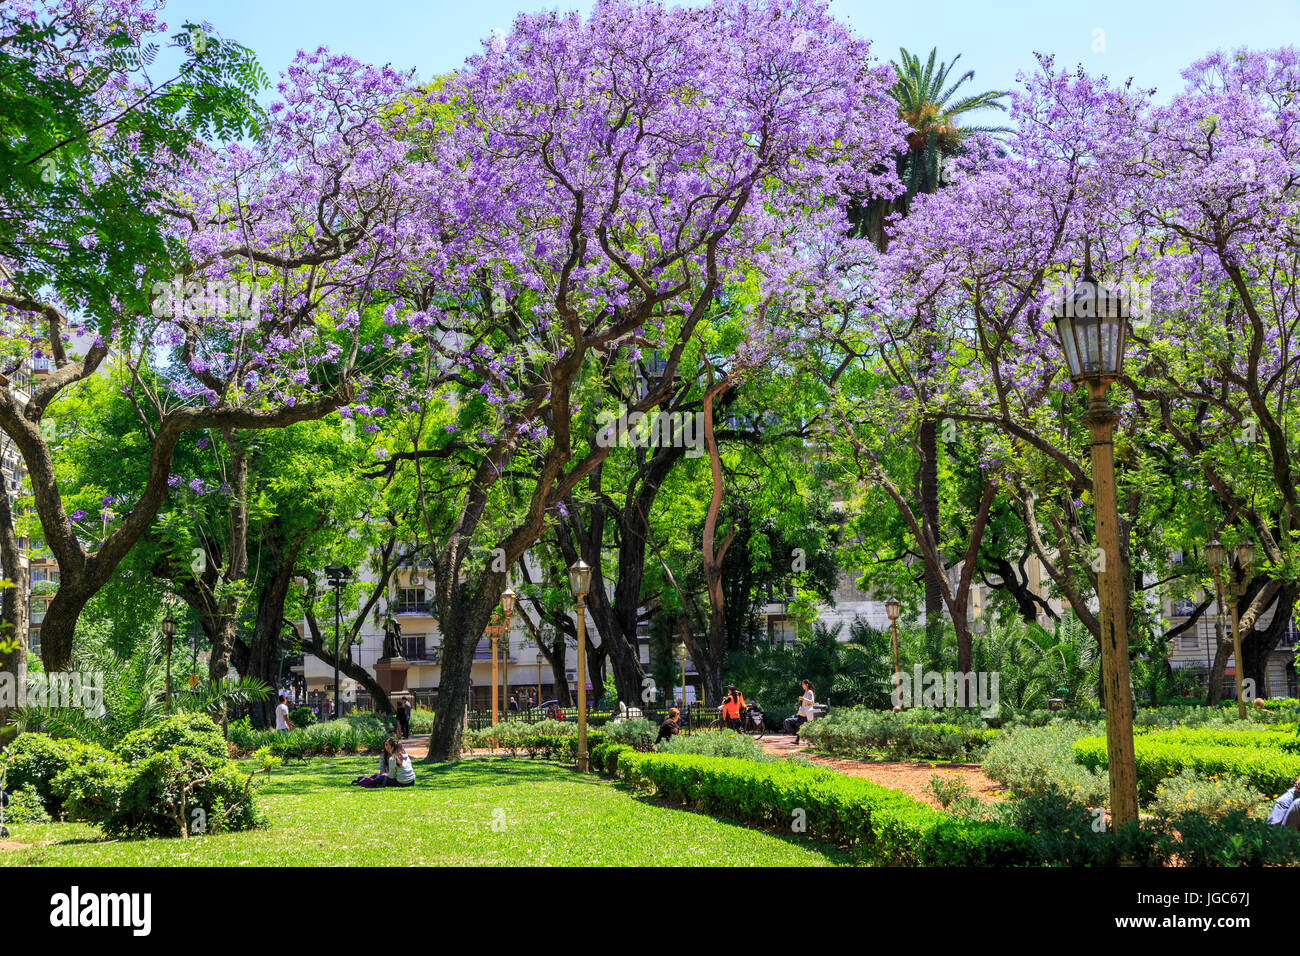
[1050,244,1139,829]
[567,560,592,772]
[162,611,177,713]
[885,599,901,710]
[677,642,687,712]
[1206,538,1255,719]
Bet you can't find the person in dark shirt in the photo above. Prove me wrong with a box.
[656,707,681,745]
[1267,775,1300,827]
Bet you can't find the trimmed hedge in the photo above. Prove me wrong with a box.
[799,708,999,761]
[600,750,1035,865]
[1073,734,1300,799]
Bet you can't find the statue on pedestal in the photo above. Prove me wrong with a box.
[382,615,403,660]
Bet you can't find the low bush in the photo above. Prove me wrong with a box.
[116,713,230,763]
[2,733,116,816]
[799,708,998,761]
[408,708,436,735]
[1152,768,1263,819]
[52,716,271,839]
[603,718,655,748]
[3,786,52,824]
[981,723,1109,805]
[606,750,1035,865]
[288,707,317,728]
[228,714,390,759]
[1073,734,1300,800]
[461,722,609,761]
[655,729,770,761]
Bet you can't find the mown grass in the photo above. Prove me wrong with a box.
[0,756,853,867]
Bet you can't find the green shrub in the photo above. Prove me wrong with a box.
[1073,734,1300,801]
[655,729,770,761]
[590,742,633,775]
[288,707,317,728]
[116,713,230,763]
[924,774,971,810]
[1168,809,1300,865]
[983,723,1109,805]
[604,718,655,748]
[2,733,116,816]
[4,786,52,824]
[56,745,263,838]
[408,708,435,735]
[228,715,390,759]
[799,707,998,761]
[1152,769,1263,819]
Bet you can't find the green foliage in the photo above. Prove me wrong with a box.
[800,707,998,761]
[924,773,972,810]
[49,713,263,838]
[288,707,317,728]
[1152,768,1263,819]
[115,712,230,763]
[1073,732,1300,801]
[4,786,52,824]
[982,722,1110,805]
[228,714,389,759]
[655,728,771,760]
[723,617,892,723]
[1,733,115,815]
[603,718,655,748]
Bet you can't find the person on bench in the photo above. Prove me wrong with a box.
[782,679,815,739]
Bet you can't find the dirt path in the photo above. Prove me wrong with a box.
[760,736,1006,810]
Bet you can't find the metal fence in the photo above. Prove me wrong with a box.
[349,693,717,734]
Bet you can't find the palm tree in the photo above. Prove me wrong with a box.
[852,47,1010,247]
[849,49,1009,674]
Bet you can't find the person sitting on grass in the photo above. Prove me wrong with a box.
[352,738,416,788]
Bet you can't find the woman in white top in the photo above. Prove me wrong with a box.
[352,738,416,788]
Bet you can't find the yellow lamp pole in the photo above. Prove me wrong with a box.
[1051,245,1138,829]
[885,599,901,708]
[500,586,516,721]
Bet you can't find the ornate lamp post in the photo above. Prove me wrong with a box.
[162,611,177,713]
[676,642,687,712]
[567,560,592,771]
[324,565,352,722]
[489,586,517,726]
[1207,538,1255,718]
[885,599,902,709]
[1050,245,1138,828]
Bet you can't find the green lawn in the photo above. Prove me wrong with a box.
[0,756,854,866]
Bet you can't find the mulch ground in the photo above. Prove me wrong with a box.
[759,735,1006,809]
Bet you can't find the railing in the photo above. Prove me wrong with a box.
[394,602,433,615]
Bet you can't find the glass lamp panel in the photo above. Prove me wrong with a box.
[1055,314,1081,378]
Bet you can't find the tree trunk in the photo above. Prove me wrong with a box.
[919,416,944,650]
[0,487,29,725]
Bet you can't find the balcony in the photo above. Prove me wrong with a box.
[393,601,433,616]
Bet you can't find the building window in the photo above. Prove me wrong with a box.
[401,634,430,660]
[29,627,39,654]
[1180,632,1198,650]
[395,588,428,614]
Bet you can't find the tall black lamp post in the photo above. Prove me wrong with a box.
[324,565,352,721]
[162,611,177,712]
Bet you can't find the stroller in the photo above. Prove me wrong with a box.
[740,702,766,738]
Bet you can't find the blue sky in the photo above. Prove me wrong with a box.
[158,0,1300,121]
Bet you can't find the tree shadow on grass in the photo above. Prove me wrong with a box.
[261,755,590,796]
[611,780,865,867]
